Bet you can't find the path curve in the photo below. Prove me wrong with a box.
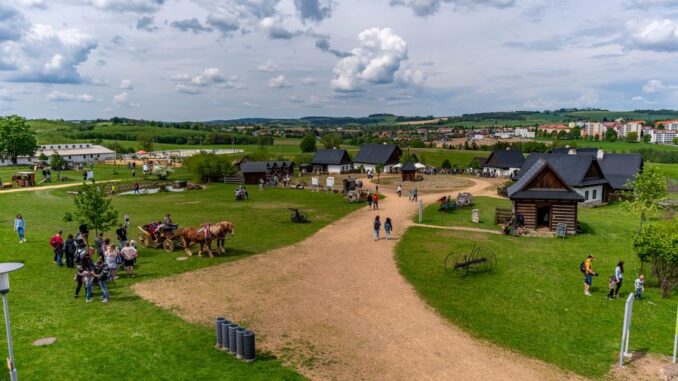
[134,177,583,381]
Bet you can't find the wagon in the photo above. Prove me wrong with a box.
[137,225,184,252]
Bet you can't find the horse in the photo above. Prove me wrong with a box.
[181,221,235,257]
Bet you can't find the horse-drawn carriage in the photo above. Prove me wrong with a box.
[137,224,185,253]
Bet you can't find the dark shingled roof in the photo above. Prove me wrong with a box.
[599,153,644,190]
[240,161,294,173]
[354,144,401,165]
[311,149,351,165]
[401,161,417,171]
[481,150,525,169]
[509,159,585,201]
[518,153,607,187]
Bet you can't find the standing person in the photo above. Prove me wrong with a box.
[124,213,130,229]
[411,188,418,202]
[397,184,402,198]
[373,215,381,241]
[82,268,94,303]
[121,241,137,278]
[367,191,372,209]
[94,233,105,259]
[105,244,120,280]
[614,261,624,298]
[259,178,264,191]
[582,255,597,296]
[607,276,617,300]
[373,193,379,210]
[64,234,76,268]
[93,257,111,303]
[634,275,645,300]
[133,182,140,194]
[116,224,128,249]
[384,217,393,240]
[14,214,26,243]
[49,231,64,266]
[78,223,89,245]
[74,253,93,299]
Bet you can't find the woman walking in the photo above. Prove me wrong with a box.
[14,214,26,243]
[384,217,393,240]
[373,215,381,241]
[614,261,624,298]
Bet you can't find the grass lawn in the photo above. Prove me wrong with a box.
[397,203,677,378]
[410,148,489,168]
[0,184,361,380]
[419,196,510,230]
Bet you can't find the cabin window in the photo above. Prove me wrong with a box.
[592,189,597,200]
[585,191,589,200]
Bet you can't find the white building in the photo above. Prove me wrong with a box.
[649,129,677,144]
[514,128,535,139]
[0,143,116,166]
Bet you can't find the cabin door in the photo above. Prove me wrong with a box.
[536,205,551,229]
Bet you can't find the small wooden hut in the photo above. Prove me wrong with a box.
[507,158,584,235]
[401,162,417,182]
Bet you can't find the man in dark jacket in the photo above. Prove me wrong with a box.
[64,234,76,268]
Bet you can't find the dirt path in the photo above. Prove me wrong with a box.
[134,178,582,381]
[413,223,502,235]
[0,179,121,193]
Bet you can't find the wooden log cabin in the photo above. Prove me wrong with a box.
[508,158,584,235]
[401,161,417,182]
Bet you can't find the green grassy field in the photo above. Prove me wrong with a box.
[0,185,362,380]
[545,139,678,153]
[419,196,510,230]
[410,149,489,168]
[397,203,676,378]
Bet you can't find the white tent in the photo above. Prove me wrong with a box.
[414,163,427,169]
[392,163,403,169]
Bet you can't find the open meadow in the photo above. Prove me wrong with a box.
[0,183,361,380]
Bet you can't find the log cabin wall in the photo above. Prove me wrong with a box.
[515,201,536,229]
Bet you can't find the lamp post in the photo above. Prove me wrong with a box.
[0,263,24,381]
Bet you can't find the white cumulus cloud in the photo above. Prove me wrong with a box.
[330,27,424,92]
[627,18,678,51]
[172,68,244,94]
[46,90,97,102]
[269,74,290,88]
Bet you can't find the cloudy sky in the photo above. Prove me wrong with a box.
[1,0,678,120]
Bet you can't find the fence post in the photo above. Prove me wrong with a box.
[619,293,634,366]
[418,200,423,223]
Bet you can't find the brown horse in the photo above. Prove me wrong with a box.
[181,221,235,257]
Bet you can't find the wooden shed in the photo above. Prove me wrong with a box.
[508,158,584,235]
[401,162,417,182]
[239,161,295,184]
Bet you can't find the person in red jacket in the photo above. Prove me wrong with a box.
[49,231,64,267]
[372,193,379,210]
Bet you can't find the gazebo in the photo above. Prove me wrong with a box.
[401,162,417,182]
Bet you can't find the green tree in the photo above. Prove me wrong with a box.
[674,137,678,145]
[50,152,67,181]
[375,163,384,184]
[38,152,48,163]
[657,123,665,130]
[626,132,639,142]
[643,134,651,143]
[300,134,317,152]
[409,139,426,148]
[248,148,271,162]
[0,115,38,164]
[138,134,154,152]
[64,181,119,235]
[633,219,678,297]
[622,166,668,230]
[605,127,617,142]
[184,152,234,182]
[321,133,342,149]
[441,159,452,169]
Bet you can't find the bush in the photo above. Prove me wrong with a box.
[633,219,678,297]
[184,152,235,182]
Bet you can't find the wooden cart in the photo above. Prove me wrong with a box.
[137,225,184,252]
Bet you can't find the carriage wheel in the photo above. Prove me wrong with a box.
[163,239,174,253]
[137,234,150,248]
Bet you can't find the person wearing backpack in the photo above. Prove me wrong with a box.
[373,215,381,241]
[384,217,393,240]
[581,255,598,296]
[93,257,111,303]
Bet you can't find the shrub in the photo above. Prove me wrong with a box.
[184,152,235,182]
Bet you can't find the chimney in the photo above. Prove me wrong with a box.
[597,149,604,160]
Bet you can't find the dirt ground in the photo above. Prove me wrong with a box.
[134,177,584,381]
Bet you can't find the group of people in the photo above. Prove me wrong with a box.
[373,216,394,241]
[366,191,380,210]
[582,256,646,300]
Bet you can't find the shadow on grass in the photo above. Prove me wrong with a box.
[578,221,596,235]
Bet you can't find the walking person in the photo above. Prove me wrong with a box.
[259,178,264,191]
[634,275,645,300]
[93,257,111,303]
[373,215,381,241]
[116,224,128,249]
[411,188,418,202]
[607,276,617,300]
[64,234,76,268]
[373,193,379,210]
[582,255,597,296]
[384,217,393,240]
[124,213,130,229]
[367,191,372,209]
[82,268,94,303]
[614,261,624,298]
[397,184,402,198]
[49,231,64,267]
[14,214,26,243]
[133,182,140,194]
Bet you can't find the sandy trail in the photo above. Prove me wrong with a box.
[134,177,583,381]
[0,179,121,193]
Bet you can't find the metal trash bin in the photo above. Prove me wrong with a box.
[228,324,239,355]
[215,317,225,348]
[220,319,231,351]
[235,328,246,359]
[243,330,256,362]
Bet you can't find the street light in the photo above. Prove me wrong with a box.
[0,263,24,381]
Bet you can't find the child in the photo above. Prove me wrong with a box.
[607,276,617,299]
[373,216,381,241]
[83,270,93,303]
[384,218,393,240]
[635,275,645,300]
